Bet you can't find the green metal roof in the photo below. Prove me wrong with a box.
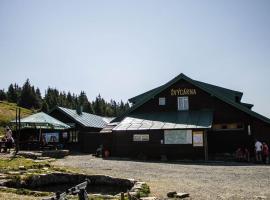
[115,73,270,125]
[129,77,243,104]
[113,110,213,131]
[53,107,109,129]
[11,112,70,130]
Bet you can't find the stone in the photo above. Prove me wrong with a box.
[92,194,116,199]
[140,197,159,200]
[254,196,267,200]
[0,174,7,179]
[41,150,69,158]
[7,171,21,175]
[27,169,38,172]
[19,166,26,170]
[175,193,189,198]
[167,191,177,198]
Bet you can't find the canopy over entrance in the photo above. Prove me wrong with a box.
[113,110,213,131]
[11,112,70,130]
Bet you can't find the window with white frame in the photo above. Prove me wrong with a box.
[159,97,166,106]
[133,134,149,142]
[178,96,189,110]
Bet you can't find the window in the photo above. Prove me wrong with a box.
[68,130,79,143]
[212,123,244,131]
[178,96,189,111]
[133,134,149,142]
[159,97,166,105]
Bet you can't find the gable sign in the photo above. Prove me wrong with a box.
[171,88,196,96]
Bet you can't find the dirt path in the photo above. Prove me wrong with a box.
[53,155,270,199]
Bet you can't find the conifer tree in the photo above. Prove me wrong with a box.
[0,89,7,101]
[7,84,18,103]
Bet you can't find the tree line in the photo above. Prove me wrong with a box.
[0,79,130,117]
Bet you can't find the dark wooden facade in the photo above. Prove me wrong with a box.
[49,109,103,152]
[108,74,270,160]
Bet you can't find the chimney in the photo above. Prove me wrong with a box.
[76,105,83,115]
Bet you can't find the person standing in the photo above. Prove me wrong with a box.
[5,126,14,152]
[262,142,269,164]
[255,139,263,162]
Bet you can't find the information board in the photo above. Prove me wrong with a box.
[164,130,192,144]
[193,131,204,147]
[42,132,59,143]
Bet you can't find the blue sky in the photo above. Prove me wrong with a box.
[0,0,270,117]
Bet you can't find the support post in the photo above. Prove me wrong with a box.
[204,130,208,161]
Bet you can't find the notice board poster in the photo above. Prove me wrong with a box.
[193,131,204,147]
[164,130,192,144]
[42,133,59,143]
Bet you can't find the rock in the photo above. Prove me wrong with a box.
[41,150,69,158]
[17,151,41,159]
[167,191,177,198]
[0,174,7,179]
[7,171,21,175]
[175,193,189,198]
[19,166,26,170]
[140,197,159,200]
[254,196,267,200]
[92,194,116,199]
[27,169,38,172]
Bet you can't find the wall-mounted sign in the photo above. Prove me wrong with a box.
[164,130,192,144]
[133,134,149,142]
[171,88,197,96]
[193,131,203,147]
[42,132,59,143]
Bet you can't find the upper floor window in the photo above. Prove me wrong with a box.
[159,97,166,106]
[178,96,189,111]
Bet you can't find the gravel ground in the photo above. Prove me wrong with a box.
[53,155,270,200]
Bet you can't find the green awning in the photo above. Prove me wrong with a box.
[113,110,213,131]
[11,112,70,130]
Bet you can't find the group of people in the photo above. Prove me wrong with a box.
[255,139,269,164]
[236,139,269,164]
[0,126,15,153]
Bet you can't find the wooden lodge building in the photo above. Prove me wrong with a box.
[49,106,113,152]
[104,73,270,160]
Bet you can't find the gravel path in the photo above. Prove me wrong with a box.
[54,155,270,199]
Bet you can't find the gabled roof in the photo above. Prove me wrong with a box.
[115,73,270,124]
[129,77,243,104]
[11,112,70,130]
[51,106,109,129]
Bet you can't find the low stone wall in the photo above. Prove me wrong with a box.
[41,150,69,158]
[5,172,135,189]
[3,172,149,198]
[23,173,135,189]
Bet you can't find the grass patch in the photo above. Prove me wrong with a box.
[137,183,150,198]
[0,157,50,172]
[0,101,33,136]
[0,187,52,197]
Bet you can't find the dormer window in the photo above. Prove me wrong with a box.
[159,97,166,106]
[178,96,189,111]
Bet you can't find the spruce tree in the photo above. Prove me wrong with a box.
[19,79,37,109]
[7,84,18,103]
[0,89,7,101]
